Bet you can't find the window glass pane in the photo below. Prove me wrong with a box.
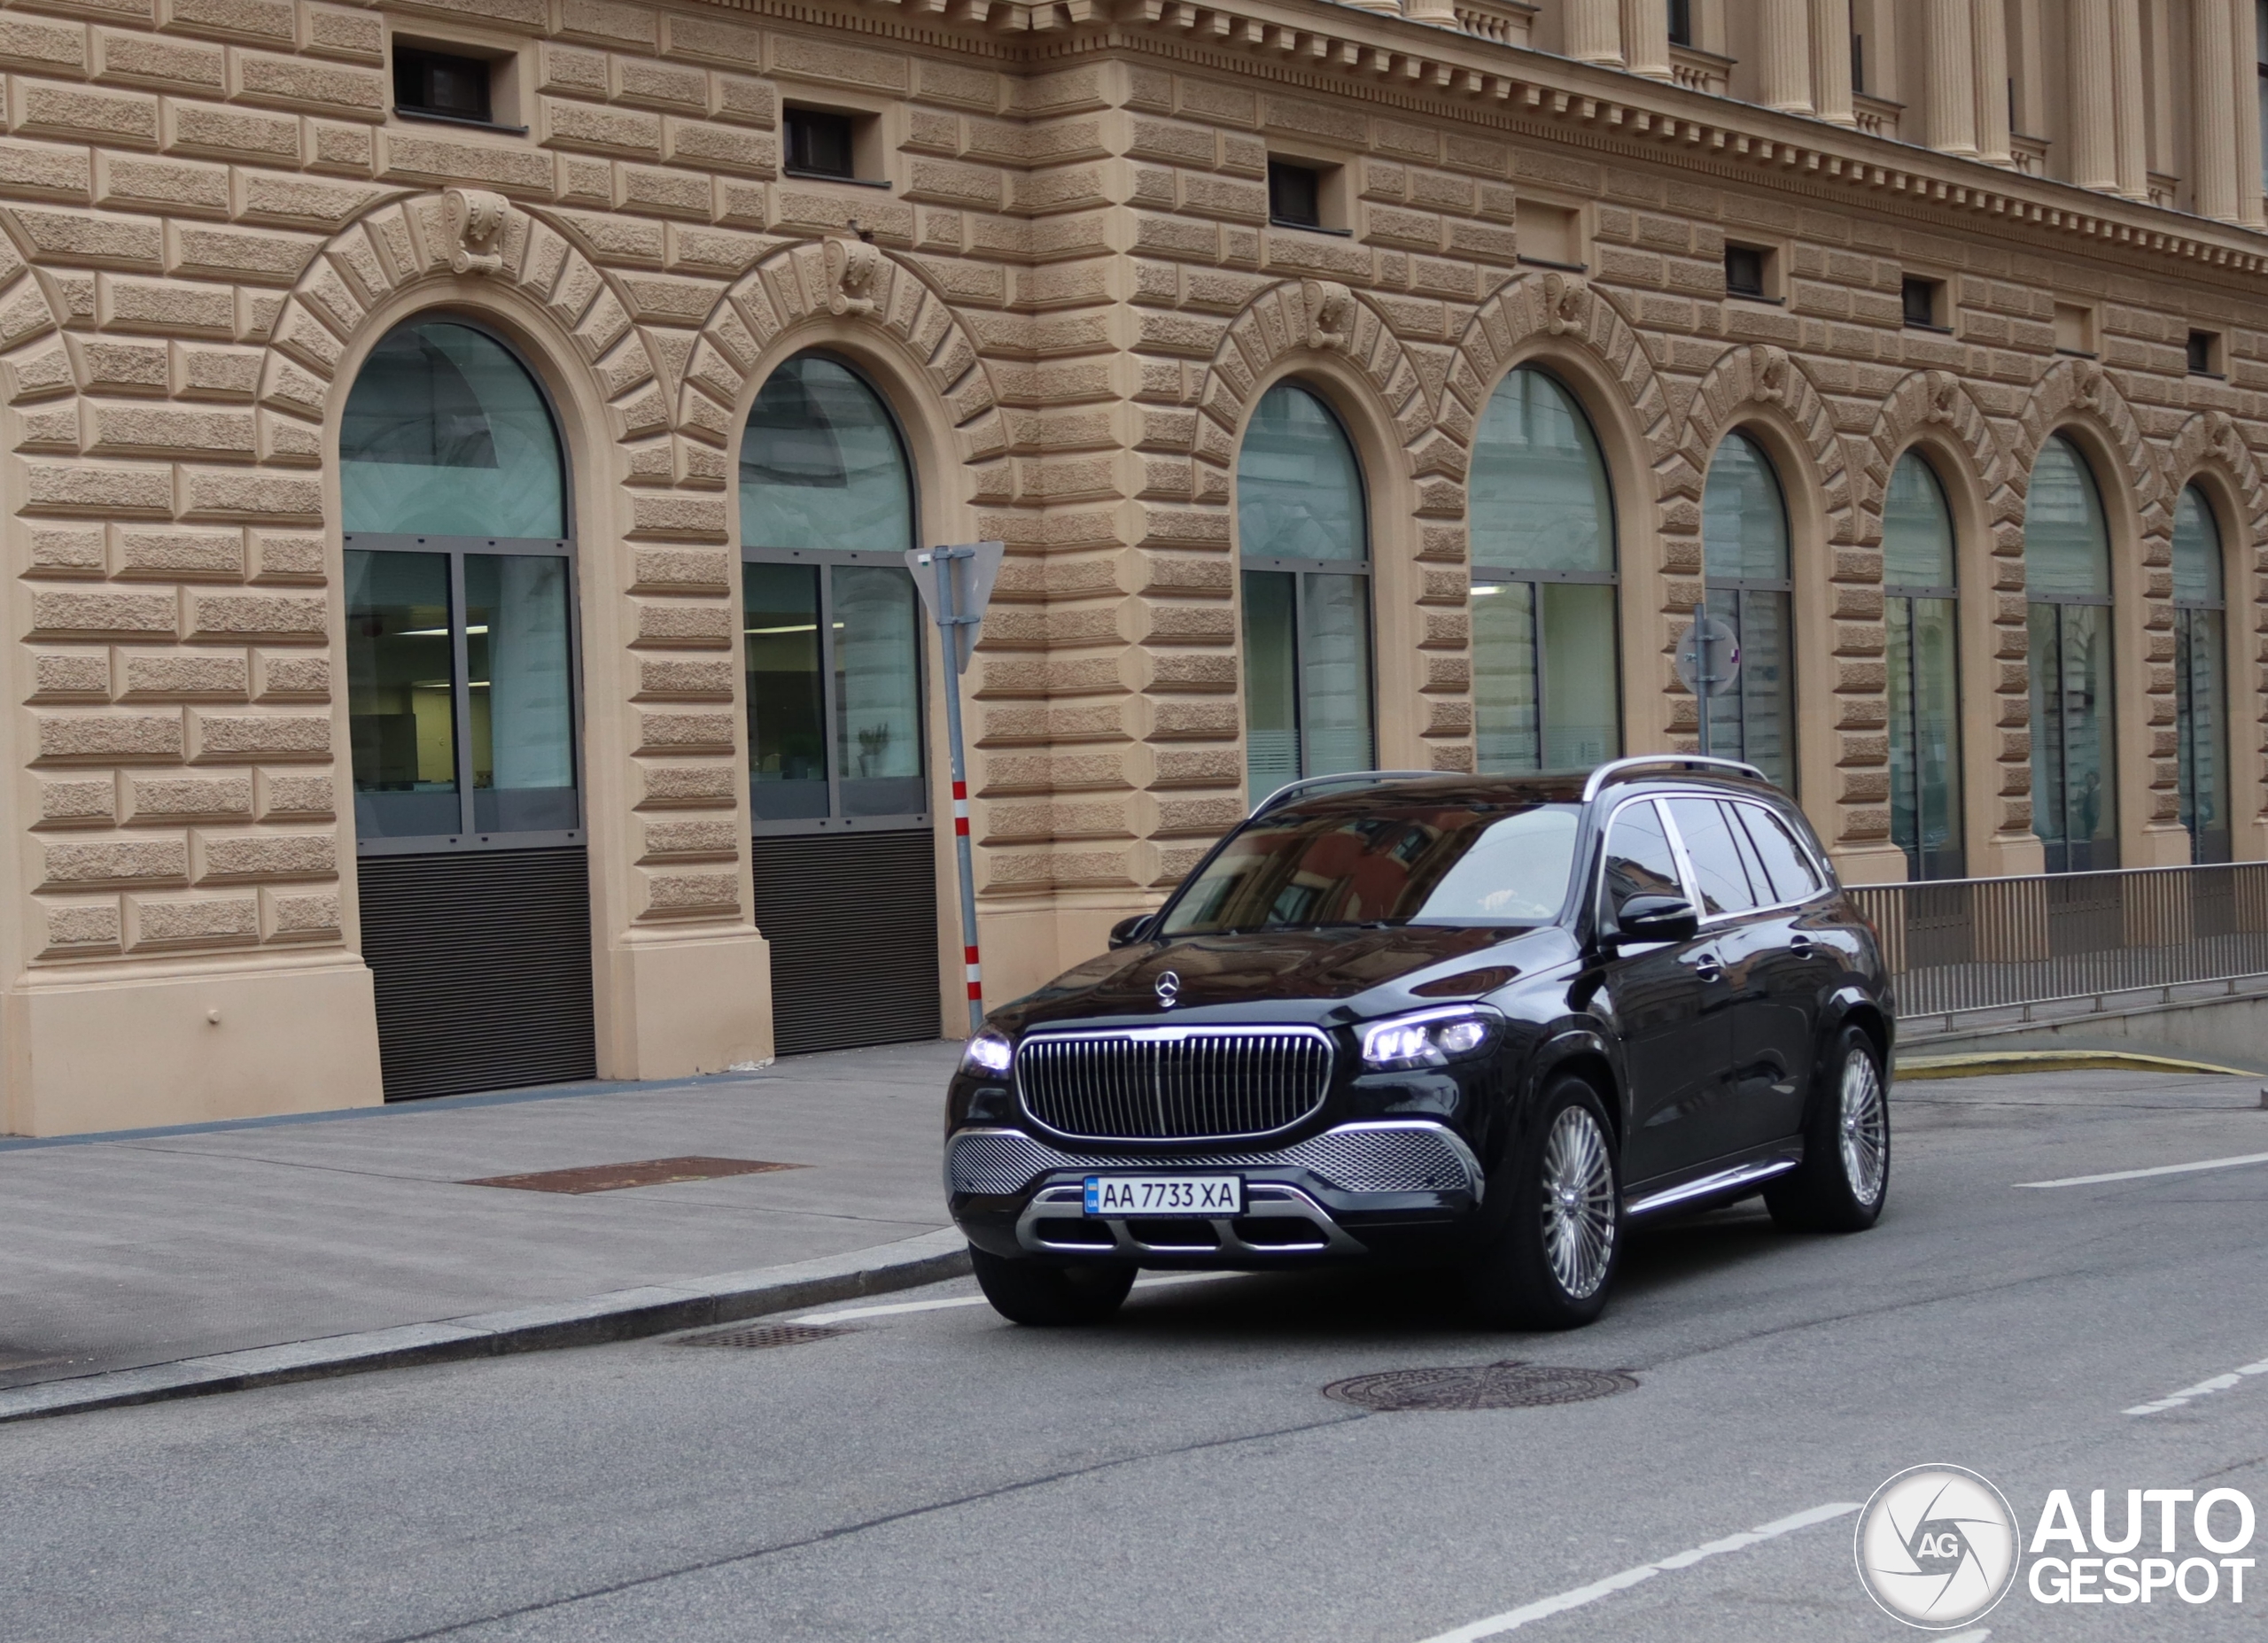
[2031,602,2118,865]
[740,356,914,554]
[1887,595,1965,880]
[1601,800,1682,919]
[1736,805,1823,902]
[2178,606,2229,859]
[1242,570,1300,798]
[341,322,564,539]
[2023,436,2111,599]
[834,565,924,816]
[464,554,576,833]
[1301,571,1374,775]
[1236,384,1366,563]
[345,549,461,839]
[1470,368,1614,574]
[1667,797,1760,915]
[2172,484,2223,605]
[1703,432,1790,582]
[1708,587,1794,791]
[1883,452,1956,588]
[1472,580,1538,773]
[745,562,827,822]
[1541,579,1620,769]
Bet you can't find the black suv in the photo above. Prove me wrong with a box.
[944,758,1893,1329]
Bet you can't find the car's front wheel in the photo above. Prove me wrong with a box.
[970,1246,1137,1325]
[1465,1076,1622,1329]
[1765,1024,1890,1233]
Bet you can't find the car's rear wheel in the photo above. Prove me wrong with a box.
[1465,1077,1621,1329]
[970,1246,1137,1325]
[1765,1024,1890,1233]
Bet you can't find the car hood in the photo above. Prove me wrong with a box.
[998,925,1572,1031]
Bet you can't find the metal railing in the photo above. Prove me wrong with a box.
[1846,861,2268,1019]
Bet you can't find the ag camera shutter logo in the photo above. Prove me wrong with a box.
[1854,1465,2020,1629]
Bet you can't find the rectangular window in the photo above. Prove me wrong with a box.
[2176,605,2230,862]
[346,544,579,848]
[2028,601,2119,872]
[2187,329,2224,376]
[784,109,858,179]
[392,46,493,125]
[1724,244,1770,298]
[1268,160,1324,229]
[1239,568,1375,800]
[743,552,927,829]
[1885,593,1966,880]
[1472,577,1620,773]
[1901,276,1947,329]
[1668,0,1693,48]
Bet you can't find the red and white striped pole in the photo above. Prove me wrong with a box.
[927,548,986,1032]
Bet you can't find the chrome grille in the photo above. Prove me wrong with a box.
[945,1122,1480,1198]
[1014,1027,1332,1141]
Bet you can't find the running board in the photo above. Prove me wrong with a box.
[1625,1155,1800,1219]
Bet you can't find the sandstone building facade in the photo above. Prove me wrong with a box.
[4,0,2266,1132]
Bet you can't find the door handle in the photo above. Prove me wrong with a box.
[1789,933,1815,957]
[1694,953,1723,982]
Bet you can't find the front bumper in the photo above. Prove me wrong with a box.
[945,1119,1485,1266]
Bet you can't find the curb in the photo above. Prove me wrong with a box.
[1894,1048,2262,1081]
[0,1227,971,1427]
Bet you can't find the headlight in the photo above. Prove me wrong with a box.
[1359,1007,1500,1071]
[960,1026,1014,1076]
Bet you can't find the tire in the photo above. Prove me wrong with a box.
[970,1245,1137,1326]
[1765,1025,1891,1233]
[1464,1077,1623,1330]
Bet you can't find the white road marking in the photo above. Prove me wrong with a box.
[2124,1353,2268,1415]
[2015,1149,2268,1189]
[790,1269,1240,1325]
[1413,1501,1861,1642]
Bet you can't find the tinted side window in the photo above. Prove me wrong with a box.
[1738,803,1824,902]
[1600,800,1682,920]
[1666,797,1760,915]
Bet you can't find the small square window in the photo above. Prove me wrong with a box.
[1901,275,1946,329]
[394,46,493,125]
[1269,160,1324,229]
[2054,302,2097,356]
[1725,244,1770,298]
[785,109,858,180]
[2187,329,2224,376]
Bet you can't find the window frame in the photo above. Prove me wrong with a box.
[739,351,930,839]
[1651,794,1831,927]
[2171,482,2232,864]
[2023,435,2119,873]
[1236,381,1377,794]
[1702,430,1798,793]
[1881,450,1965,881]
[343,314,584,859]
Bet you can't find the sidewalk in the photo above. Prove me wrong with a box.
[0,1039,962,1402]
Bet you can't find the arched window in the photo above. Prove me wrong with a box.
[1238,382,1374,797]
[342,318,577,844]
[1883,453,1963,880]
[740,354,925,825]
[2024,435,2118,872]
[1701,432,1794,789]
[1468,368,1619,772]
[2172,484,2229,863]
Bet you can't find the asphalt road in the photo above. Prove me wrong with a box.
[4,1067,2264,1643]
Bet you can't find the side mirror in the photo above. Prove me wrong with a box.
[1614,894,1698,945]
[1107,913,1156,949]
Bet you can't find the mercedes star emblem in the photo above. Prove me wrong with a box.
[1154,970,1181,1007]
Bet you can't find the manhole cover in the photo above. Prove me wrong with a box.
[678,1322,854,1351]
[1323,1360,1638,1411]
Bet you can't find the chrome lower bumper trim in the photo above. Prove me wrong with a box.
[945,1120,1485,1202]
[1624,1152,1801,1219]
[1014,1181,1368,1258]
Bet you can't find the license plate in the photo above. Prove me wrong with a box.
[1083,1174,1243,1217]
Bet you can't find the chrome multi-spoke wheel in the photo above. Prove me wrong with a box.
[1539,1104,1617,1300]
[1838,1046,1888,1207]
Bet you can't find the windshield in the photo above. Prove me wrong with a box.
[1157,802,1581,935]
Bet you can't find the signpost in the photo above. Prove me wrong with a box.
[908,541,1004,1032]
[1673,603,1742,756]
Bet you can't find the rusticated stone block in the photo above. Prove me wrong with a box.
[126,893,258,949]
[126,773,251,819]
[115,527,244,577]
[642,870,740,916]
[43,836,189,887]
[636,711,734,753]
[187,593,324,639]
[255,771,333,818]
[31,651,112,699]
[193,829,335,881]
[43,898,122,952]
[36,709,183,762]
[638,763,735,807]
[262,887,341,941]
[633,600,733,647]
[119,651,248,699]
[38,777,117,825]
[641,818,739,858]
[28,591,178,639]
[188,710,328,761]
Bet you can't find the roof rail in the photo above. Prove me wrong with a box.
[1250,770,1441,818]
[1581,755,1767,803]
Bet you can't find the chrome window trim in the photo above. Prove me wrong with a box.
[1655,792,1833,928]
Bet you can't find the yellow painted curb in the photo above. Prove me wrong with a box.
[1893,1049,2261,1081]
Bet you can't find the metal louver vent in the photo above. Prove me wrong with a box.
[750,830,940,1058]
[1016,1028,1332,1141]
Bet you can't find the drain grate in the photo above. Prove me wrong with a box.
[1323,1360,1639,1412]
[677,1321,855,1351]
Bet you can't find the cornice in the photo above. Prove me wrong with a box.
[691,0,2268,285]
